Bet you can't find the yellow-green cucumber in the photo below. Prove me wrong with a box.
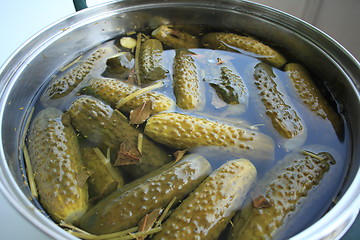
[27,107,88,223]
[79,154,212,234]
[153,158,257,240]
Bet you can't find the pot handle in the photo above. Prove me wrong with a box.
[73,0,88,11]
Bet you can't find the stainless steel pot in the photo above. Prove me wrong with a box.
[0,0,359,239]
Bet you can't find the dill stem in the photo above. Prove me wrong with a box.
[93,148,123,183]
[115,81,164,109]
[67,226,139,240]
[301,150,325,161]
[137,133,144,153]
[135,33,142,86]
[22,145,38,198]
[155,197,177,227]
[110,227,162,240]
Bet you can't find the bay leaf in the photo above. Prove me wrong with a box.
[114,140,142,166]
[129,100,153,125]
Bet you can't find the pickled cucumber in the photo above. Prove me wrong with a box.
[139,38,167,82]
[152,25,200,49]
[144,112,275,163]
[202,32,286,68]
[253,63,306,142]
[228,148,335,240]
[173,49,204,110]
[79,154,212,234]
[27,107,88,223]
[67,96,172,178]
[82,78,175,113]
[45,49,107,99]
[284,63,341,132]
[153,159,257,240]
[81,147,124,198]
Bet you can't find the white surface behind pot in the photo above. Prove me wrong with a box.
[0,2,72,239]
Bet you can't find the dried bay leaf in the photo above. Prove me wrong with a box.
[115,140,142,166]
[174,149,188,163]
[129,100,153,125]
[124,68,137,85]
[137,208,162,240]
[251,191,271,209]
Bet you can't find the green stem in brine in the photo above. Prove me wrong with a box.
[138,133,144,153]
[21,107,34,146]
[66,225,139,239]
[23,145,38,198]
[21,107,38,198]
[301,150,325,161]
[93,148,123,184]
[109,227,162,240]
[115,81,164,109]
[135,33,142,86]
[155,197,177,227]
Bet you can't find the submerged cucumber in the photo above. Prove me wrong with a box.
[144,112,275,163]
[202,32,286,68]
[152,25,200,49]
[79,154,212,234]
[45,49,107,99]
[139,38,167,82]
[81,147,124,198]
[228,147,335,240]
[67,96,172,179]
[82,78,175,113]
[253,63,306,150]
[284,63,341,133]
[153,159,257,240]
[27,107,88,223]
[173,49,204,110]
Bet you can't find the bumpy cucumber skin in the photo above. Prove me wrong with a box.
[202,32,286,68]
[80,154,212,234]
[254,63,304,139]
[45,49,107,99]
[284,63,341,132]
[210,66,248,105]
[152,25,200,49]
[83,78,175,113]
[139,39,167,82]
[153,159,257,240]
[173,49,204,110]
[27,107,88,223]
[82,147,123,198]
[144,112,275,162]
[229,149,333,240]
[68,96,172,178]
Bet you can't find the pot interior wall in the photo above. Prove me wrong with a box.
[0,0,359,239]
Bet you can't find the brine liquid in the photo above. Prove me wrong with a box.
[24,26,350,239]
